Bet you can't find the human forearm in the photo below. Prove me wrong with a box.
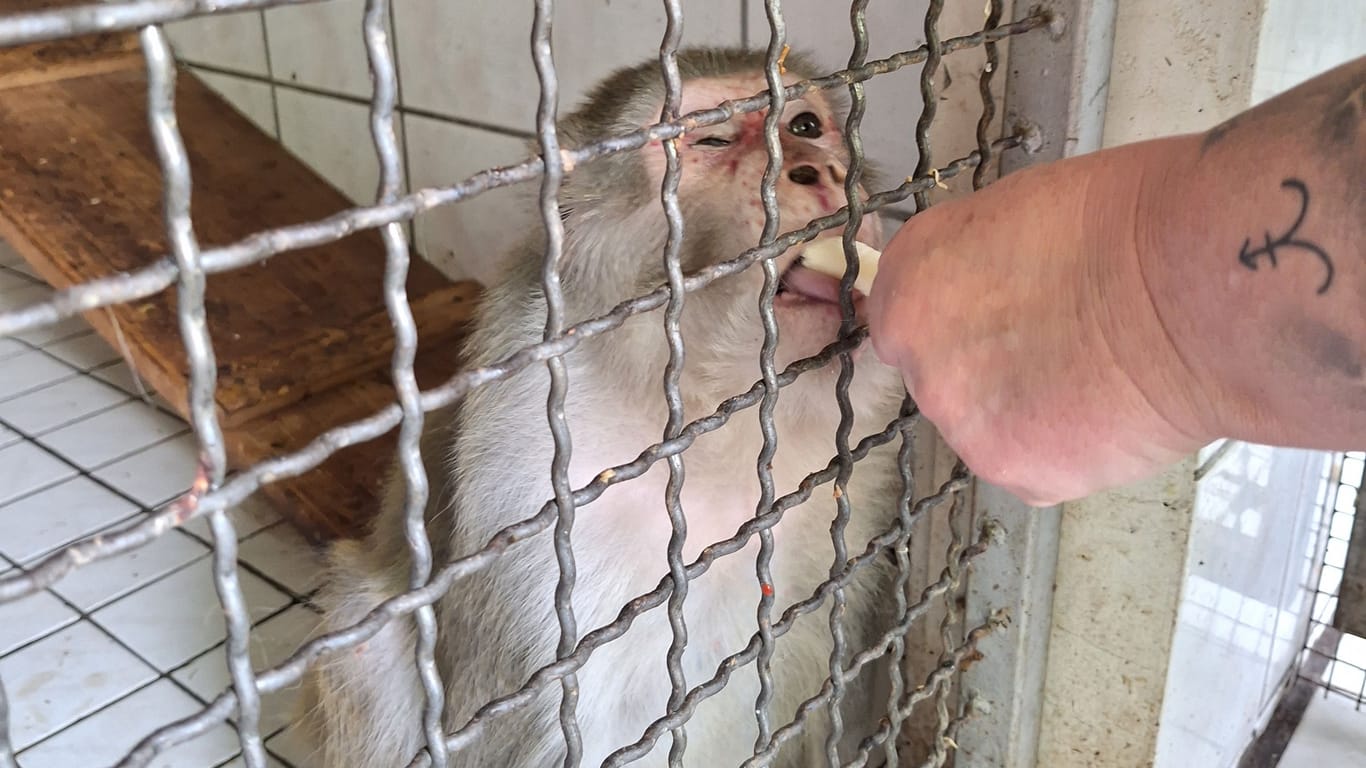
[1136,56,1366,449]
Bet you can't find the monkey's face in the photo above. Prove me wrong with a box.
[637,74,898,409]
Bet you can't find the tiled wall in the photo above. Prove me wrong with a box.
[164,0,1010,286]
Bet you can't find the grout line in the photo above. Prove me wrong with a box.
[7,547,306,764]
[0,264,45,288]
[181,59,536,139]
[0,413,183,510]
[0,415,308,764]
[46,426,194,475]
[385,0,419,249]
[258,8,285,141]
[0,551,222,741]
[0,414,308,605]
[16,393,135,441]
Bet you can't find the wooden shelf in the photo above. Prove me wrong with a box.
[0,23,480,541]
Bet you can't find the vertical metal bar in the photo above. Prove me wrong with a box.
[529,1,583,765]
[882,399,918,768]
[828,1,871,762]
[959,3,1115,765]
[912,0,944,214]
[752,0,787,754]
[139,25,265,768]
[656,1,690,764]
[361,2,449,766]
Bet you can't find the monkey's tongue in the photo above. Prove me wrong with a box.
[779,265,857,304]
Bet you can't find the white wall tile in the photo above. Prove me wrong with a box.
[0,336,26,362]
[181,494,284,542]
[40,399,188,471]
[1,621,157,749]
[92,558,292,671]
[173,605,320,734]
[93,433,200,508]
[277,88,404,206]
[6,258,36,279]
[266,720,316,767]
[13,315,90,348]
[193,70,279,138]
[237,522,325,595]
[0,476,139,563]
[166,9,270,75]
[0,268,30,294]
[0,374,128,435]
[91,360,156,399]
[0,422,18,450]
[0,239,20,266]
[0,441,78,506]
[16,679,241,768]
[0,282,50,311]
[0,589,77,656]
[0,349,75,402]
[405,116,535,284]
[395,0,741,133]
[41,332,122,372]
[265,0,387,98]
[49,531,207,612]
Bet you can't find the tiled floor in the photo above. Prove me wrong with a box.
[0,243,323,767]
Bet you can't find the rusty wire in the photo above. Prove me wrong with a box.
[0,1,1049,766]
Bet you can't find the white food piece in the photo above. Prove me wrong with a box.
[800,238,882,295]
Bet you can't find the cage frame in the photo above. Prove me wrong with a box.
[0,1,1104,766]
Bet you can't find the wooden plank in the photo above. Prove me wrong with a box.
[0,22,141,92]
[0,65,479,428]
[224,344,466,542]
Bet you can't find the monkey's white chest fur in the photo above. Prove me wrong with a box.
[307,377,903,768]
[442,397,901,767]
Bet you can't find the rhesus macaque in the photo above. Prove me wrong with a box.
[304,47,907,767]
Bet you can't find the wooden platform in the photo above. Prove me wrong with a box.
[0,13,480,541]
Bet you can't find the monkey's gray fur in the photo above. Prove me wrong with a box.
[302,47,908,767]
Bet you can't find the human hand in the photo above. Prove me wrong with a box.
[866,139,1218,506]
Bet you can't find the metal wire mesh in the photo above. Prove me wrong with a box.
[0,1,1052,765]
[1297,451,1366,708]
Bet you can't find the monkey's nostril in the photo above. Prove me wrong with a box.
[788,165,821,185]
[829,163,847,184]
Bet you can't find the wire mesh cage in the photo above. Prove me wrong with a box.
[0,1,1058,766]
[1298,451,1366,708]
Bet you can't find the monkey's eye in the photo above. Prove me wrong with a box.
[788,112,822,138]
[694,136,732,148]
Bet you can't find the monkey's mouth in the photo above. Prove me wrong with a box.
[775,256,866,312]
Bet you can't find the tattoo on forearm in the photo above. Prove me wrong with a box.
[1237,179,1334,295]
